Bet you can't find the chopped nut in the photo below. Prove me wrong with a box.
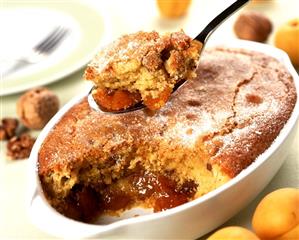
[274,18,299,67]
[6,133,35,160]
[0,126,6,140]
[0,118,19,140]
[156,0,192,19]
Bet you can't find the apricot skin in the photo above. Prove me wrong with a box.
[274,18,299,67]
[274,224,299,240]
[207,226,260,240]
[252,188,299,239]
[156,0,191,18]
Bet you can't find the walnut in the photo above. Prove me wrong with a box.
[234,12,272,42]
[0,118,19,140]
[17,87,59,129]
[6,133,35,160]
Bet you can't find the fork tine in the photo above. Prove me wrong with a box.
[34,27,62,51]
[41,28,69,53]
[3,27,70,78]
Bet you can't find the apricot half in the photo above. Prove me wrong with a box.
[207,226,260,240]
[274,224,299,240]
[156,0,192,18]
[252,188,299,239]
[275,18,299,67]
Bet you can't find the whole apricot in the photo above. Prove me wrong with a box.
[207,226,260,240]
[156,0,192,18]
[274,224,299,240]
[252,188,299,239]
[275,18,299,67]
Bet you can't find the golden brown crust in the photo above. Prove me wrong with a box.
[205,48,297,176]
[38,47,297,215]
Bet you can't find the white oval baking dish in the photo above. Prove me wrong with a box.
[28,40,299,239]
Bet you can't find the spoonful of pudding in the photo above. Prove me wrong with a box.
[85,0,249,114]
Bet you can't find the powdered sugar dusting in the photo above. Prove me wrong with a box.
[39,47,297,179]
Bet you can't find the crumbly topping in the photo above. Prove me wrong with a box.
[84,31,202,99]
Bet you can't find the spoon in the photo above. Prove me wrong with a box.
[88,0,249,114]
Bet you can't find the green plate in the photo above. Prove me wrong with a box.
[1,0,111,96]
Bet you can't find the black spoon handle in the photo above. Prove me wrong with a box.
[195,0,249,43]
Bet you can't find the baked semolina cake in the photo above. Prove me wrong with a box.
[84,31,202,111]
[38,47,297,222]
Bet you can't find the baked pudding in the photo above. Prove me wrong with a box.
[38,47,296,223]
[84,31,202,111]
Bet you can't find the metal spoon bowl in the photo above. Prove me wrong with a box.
[88,86,145,114]
[88,0,249,114]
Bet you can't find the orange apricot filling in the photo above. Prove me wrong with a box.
[92,88,141,111]
[93,87,172,112]
[143,87,172,111]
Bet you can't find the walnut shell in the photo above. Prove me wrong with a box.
[17,87,59,129]
[234,12,272,42]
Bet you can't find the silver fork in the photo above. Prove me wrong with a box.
[2,26,69,77]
